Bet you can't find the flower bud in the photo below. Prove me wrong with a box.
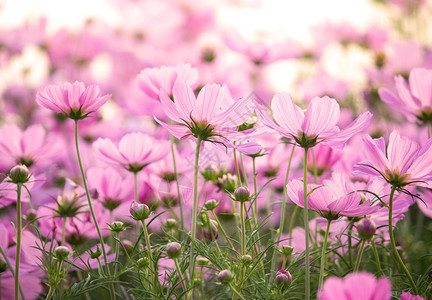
[275,269,292,287]
[24,209,37,221]
[241,254,253,265]
[109,221,126,233]
[164,218,178,229]
[122,240,134,254]
[356,218,376,240]
[166,242,182,259]
[202,219,218,241]
[281,245,293,256]
[89,246,102,259]
[217,269,233,284]
[201,164,219,182]
[0,258,7,273]
[130,202,151,221]
[9,165,29,184]
[204,199,219,211]
[54,245,71,260]
[137,257,149,268]
[196,256,210,266]
[233,186,250,202]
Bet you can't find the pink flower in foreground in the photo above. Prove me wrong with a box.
[354,130,432,187]
[286,174,378,220]
[36,81,110,119]
[93,132,169,173]
[259,94,372,149]
[156,80,252,145]
[401,291,425,300]
[379,68,432,125]
[318,272,392,300]
[137,63,199,100]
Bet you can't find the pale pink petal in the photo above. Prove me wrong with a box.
[271,93,304,135]
[409,68,432,108]
[160,89,182,122]
[172,80,197,121]
[395,75,421,111]
[318,277,347,300]
[302,96,340,137]
[196,83,224,121]
[387,130,419,174]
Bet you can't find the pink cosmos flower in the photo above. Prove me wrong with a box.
[318,272,392,300]
[87,167,134,211]
[137,63,199,100]
[0,124,60,170]
[379,68,432,125]
[156,80,252,145]
[401,291,426,300]
[258,94,372,149]
[93,132,169,173]
[286,173,378,220]
[354,130,432,187]
[36,81,111,119]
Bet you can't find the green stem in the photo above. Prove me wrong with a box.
[174,258,188,297]
[287,206,299,241]
[233,148,242,186]
[228,283,246,300]
[74,120,114,299]
[311,148,318,184]
[303,147,310,300]
[281,255,288,270]
[211,210,235,250]
[15,183,22,300]
[347,221,355,267]
[371,239,382,277]
[388,186,418,294]
[113,232,120,276]
[252,157,258,221]
[354,240,366,272]
[239,153,248,186]
[318,219,331,291]
[0,245,24,300]
[134,172,141,237]
[45,286,55,300]
[270,144,296,278]
[170,132,184,232]
[140,220,155,290]
[62,217,66,244]
[240,202,246,255]
[188,137,202,284]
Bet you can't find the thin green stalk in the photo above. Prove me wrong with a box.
[74,120,114,300]
[252,157,258,220]
[311,148,318,184]
[347,221,355,267]
[211,210,235,250]
[0,245,25,300]
[388,186,418,294]
[169,130,184,232]
[240,202,246,255]
[428,122,431,139]
[15,183,22,300]
[134,172,141,236]
[281,255,288,270]
[188,137,202,283]
[270,144,296,278]
[45,286,55,300]
[303,147,310,300]
[113,232,120,276]
[287,206,299,241]
[233,148,242,186]
[371,239,382,277]
[354,240,366,272]
[174,258,188,296]
[228,282,246,300]
[140,220,154,279]
[62,217,66,244]
[318,219,331,291]
[239,153,248,186]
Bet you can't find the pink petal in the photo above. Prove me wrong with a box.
[409,68,432,108]
[302,96,340,137]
